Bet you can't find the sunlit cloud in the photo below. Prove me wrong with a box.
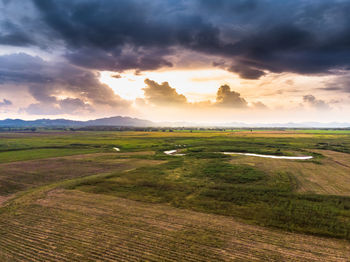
[1,0,350,123]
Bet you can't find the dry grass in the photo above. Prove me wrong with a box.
[229,149,350,196]
[0,189,348,261]
[0,152,162,196]
[0,195,12,207]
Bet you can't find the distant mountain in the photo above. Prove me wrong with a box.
[0,116,349,128]
[0,116,154,127]
[86,116,153,127]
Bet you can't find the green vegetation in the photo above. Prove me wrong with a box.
[68,154,350,239]
[1,130,350,260]
[0,154,161,196]
[2,129,350,162]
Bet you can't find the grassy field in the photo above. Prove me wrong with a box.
[1,130,350,261]
[230,149,350,196]
[0,152,160,196]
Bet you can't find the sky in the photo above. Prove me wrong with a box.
[1,0,350,124]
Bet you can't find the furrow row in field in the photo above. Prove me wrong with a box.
[0,223,157,262]
[22,212,226,261]
[2,211,326,262]
[0,231,138,262]
[38,193,229,234]
[38,194,344,260]
[0,235,71,262]
[25,220,213,262]
[1,217,213,262]
[0,243,45,262]
[36,191,350,261]
[0,226,84,261]
[13,209,207,244]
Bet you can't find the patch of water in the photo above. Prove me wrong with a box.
[164,149,313,160]
[164,150,185,156]
[223,152,313,160]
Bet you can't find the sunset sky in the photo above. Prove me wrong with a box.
[1,0,350,123]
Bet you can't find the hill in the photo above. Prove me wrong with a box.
[0,116,154,127]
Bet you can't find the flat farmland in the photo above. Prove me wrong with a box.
[0,130,350,261]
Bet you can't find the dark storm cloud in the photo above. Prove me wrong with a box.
[196,0,259,14]
[2,0,350,79]
[228,64,266,80]
[0,53,50,86]
[0,53,129,114]
[324,75,350,93]
[0,21,34,46]
[0,98,12,106]
[22,0,252,72]
[26,97,94,115]
[303,95,330,110]
[29,0,188,71]
[0,0,44,47]
[59,98,93,112]
[66,47,173,72]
